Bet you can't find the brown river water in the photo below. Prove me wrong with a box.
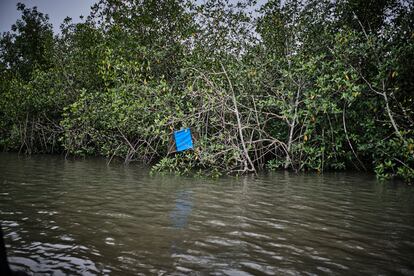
[0,153,413,275]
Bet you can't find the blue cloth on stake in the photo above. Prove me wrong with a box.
[174,128,193,152]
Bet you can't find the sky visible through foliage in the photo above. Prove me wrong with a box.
[0,0,269,34]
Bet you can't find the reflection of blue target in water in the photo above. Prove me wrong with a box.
[170,190,192,229]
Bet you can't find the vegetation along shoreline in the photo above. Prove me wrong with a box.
[1,0,413,181]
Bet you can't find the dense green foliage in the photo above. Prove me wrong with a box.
[1,0,413,181]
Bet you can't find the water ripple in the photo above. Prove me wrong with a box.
[0,153,413,275]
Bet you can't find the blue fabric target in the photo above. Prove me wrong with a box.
[173,128,193,152]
